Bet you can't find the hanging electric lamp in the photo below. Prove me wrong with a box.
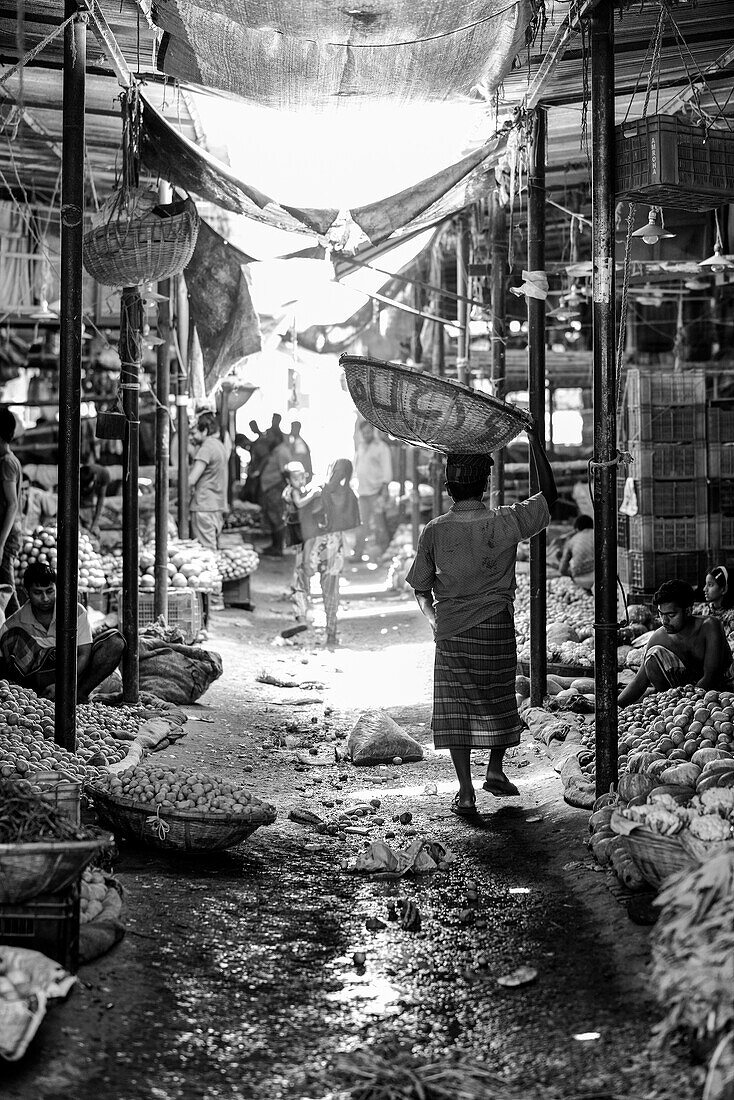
[631,206,676,246]
[699,210,734,271]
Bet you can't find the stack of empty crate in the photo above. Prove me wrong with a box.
[708,400,734,563]
[618,368,708,594]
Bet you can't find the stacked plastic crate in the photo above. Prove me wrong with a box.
[618,368,708,593]
[708,400,734,564]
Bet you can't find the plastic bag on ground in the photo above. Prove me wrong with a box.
[0,946,76,1061]
[349,838,454,875]
[347,709,424,766]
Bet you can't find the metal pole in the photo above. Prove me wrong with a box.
[411,285,423,546]
[154,184,171,620]
[490,190,508,508]
[528,106,548,707]
[55,2,86,751]
[176,274,190,537]
[120,287,141,703]
[456,214,470,385]
[591,0,618,797]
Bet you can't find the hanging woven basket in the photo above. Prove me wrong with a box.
[82,196,200,287]
[340,354,532,454]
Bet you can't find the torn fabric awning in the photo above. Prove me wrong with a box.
[141,93,508,251]
[184,219,262,392]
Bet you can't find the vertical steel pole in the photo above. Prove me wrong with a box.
[591,0,618,797]
[411,286,423,547]
[55,2,86,751]
[528,106,548,707]
[490,190,508,508]
[176,275,190,537]
[120,287,141,703]
[153,183,171,620]
[456,215,469,385]
[430,235,445,517]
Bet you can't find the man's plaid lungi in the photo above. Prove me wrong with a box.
[432,607,522,750]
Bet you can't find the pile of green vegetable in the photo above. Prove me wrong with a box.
[0,778,91,843]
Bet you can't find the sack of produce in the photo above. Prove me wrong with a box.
[347,709,424,766]
[138,638,223,704]
[78,866,125,964]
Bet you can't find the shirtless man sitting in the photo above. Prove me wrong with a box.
[619,579,733,708]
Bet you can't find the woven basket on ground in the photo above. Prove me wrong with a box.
[621,829,698,889]
[0,830,114,904]
[340,354,532,454]
[89,788,276,852]
[82,197,200,288]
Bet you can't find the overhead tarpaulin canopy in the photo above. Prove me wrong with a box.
[141,94,508,250]
[184,219,262,392]
[151,0,538,111]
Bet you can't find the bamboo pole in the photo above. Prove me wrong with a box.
[55,1,87,750]
[591,0,619,797]
[120,287,142,703]
[153,184,171,620]
[490,190,508,508]
[176,275,190,538]
[528,107,548,708]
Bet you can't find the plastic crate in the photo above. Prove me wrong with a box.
[32,771,81,827]
[707,444,734,479]
[709,515,734,555]
[617,513,629,549]
[628,515,708,553]
[618,477,707,517]
[138,589,203,643]
[0,883,80,971]
[623,367,706,409]
[616,114,734,211]
[222,576,252,609]
[617,549,705,593]
[709,480,734,517]
[707,403,734,444]
[626,403,706,443]
[621,440,707,480]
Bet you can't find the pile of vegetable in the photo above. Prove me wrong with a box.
[100,551,123,587]
[215,544,259,581]
[0,777,94,842]
[18,526,107,591]
[139,538,221,594]
[223,503,260,531]
[80,866,122,925]
[0,683,138,783]
[651,852,734,1043]
[91,763,275,817]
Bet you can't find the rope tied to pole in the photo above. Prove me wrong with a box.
[0,14,76,90]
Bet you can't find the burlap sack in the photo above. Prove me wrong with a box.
[138,638,223,704]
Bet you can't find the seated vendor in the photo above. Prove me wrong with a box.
[558,514,595,592]
[618,579,733,707]
[0,562,124,701]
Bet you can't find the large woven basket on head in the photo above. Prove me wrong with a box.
[89,788,277,853]
[82,197,200,288]
[0,830,114,904]
[340,354,532,453]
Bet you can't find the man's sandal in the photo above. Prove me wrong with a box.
[482,776,520,797]
[450,794,479,816]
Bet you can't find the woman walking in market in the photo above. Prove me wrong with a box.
[406,427,557,815]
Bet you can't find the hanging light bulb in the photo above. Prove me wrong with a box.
[29,298,58,320]
[564,283,583,307]
[699,242,734,272]
[631,206,676,246]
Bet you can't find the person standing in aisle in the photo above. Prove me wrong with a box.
[289,420,313,479]
[258,429,292,557]
[406,428,557,816]
[189,411,228,550]
[0,408,22,616]
[352,422,392,562]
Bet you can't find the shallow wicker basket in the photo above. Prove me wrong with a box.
[0,830,114,904]
[90,788,276,853]
[82,197,200,287]
[620,829,698,889]
[340,354,532,454]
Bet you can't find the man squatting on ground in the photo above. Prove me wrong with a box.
[407,426,558,815]
[0,562,125,701]
[618,579,734,708]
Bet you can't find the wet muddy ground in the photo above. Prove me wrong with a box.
[3,554,701,1100]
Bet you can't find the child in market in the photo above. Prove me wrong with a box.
[280,461,323,638]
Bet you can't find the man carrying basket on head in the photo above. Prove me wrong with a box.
[406,426,557,815]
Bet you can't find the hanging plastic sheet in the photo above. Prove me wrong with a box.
[183,219,262,393]
[141,94,508,250]
[151,0,536,112]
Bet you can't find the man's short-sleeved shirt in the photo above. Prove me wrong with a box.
[0,601,92,675]
[191,436,228,513]
[0,451,22,553]
[406,493,550,640]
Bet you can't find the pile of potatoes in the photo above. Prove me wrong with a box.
[92,763,274,817]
